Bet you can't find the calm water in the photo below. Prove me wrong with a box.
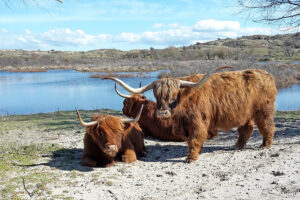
[0,70,299,115]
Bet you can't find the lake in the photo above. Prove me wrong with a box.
[0,70,299,115]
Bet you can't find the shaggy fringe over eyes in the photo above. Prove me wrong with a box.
[91,115,125,135]
[154,78,181,100]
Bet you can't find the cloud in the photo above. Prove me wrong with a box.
[116,26,197,46]
[153,23,165,29]
[193,19,240,32]
[115,20,282,47]
[40,28,111,46]
[0,20,293,50]
[0,28,112,50]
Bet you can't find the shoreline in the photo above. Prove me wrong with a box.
[1,109,300,117]
[0,61,299,89]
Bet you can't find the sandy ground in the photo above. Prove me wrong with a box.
[1,116,300,200]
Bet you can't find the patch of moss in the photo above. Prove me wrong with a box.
[275,110,300,120]
[50,194,75,200]
[0,109,122,133]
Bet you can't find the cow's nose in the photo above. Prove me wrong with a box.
[156,109,171,118]
[106,144,119,152]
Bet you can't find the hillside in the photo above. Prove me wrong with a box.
[189,33,300,61]
[0,33,299,72]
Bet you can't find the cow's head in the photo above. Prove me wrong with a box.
[76,105,143,157]
[114,82,146,118]
[104,66,232,119]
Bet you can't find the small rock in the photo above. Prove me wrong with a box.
[270,153,280,157]
[272,171,285,176]
[165,171,176,176]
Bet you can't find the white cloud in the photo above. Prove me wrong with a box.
[194,19,240,32]
[0,20,293,50]
[0,28,113,50]
[167,23,182,28]
[153,23,165,28]
[37,28,112,47]
[115,20,282,47]
[25,29,31,34]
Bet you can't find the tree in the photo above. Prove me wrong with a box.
[237,0,300,28]
[2,0,62,6]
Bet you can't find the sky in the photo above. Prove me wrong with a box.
[0,0,297,51]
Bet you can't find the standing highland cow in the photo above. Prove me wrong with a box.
[114,82,218,141]
[107,66,277,163]
[76,105,145,167]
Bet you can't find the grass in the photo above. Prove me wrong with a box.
[275,110,300,120]
[0,143,62,199]
[0,109,123,199]
[0,109,122,133]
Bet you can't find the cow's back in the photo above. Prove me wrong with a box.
[177,69,277,131]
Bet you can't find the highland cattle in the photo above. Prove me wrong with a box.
[114,82,218,141]
[108,66,277,163]
[76,105,145,167]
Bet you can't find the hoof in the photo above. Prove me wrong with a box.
[105,161,115,168]
[185,157,197,163]
[122,154,136,163]
[260,140,273,148]
[122,155,130,163]
[260,144,272,149]
[234,145,244,150]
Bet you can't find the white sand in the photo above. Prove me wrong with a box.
[2,118,300,200]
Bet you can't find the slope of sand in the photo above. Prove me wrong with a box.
[0,113,299,200]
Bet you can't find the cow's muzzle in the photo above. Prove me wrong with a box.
[156,109,171,118]
[104,144,119,157]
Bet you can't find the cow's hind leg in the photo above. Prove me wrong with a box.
[81,157,97,167]
[207,129,218,139]
[254,112,275,148]
[235,120,254,149]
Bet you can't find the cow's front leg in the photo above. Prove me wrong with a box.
[122,149,137,163]
[186,123,207,163]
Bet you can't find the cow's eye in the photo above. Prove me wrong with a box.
[169,99,177,109]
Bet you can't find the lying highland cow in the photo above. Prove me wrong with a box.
[107,66,277,163]
[114,83,218,141]
[76,105,145,167]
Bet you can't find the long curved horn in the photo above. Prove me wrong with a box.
[179,66,233,88]
[103,77,154,94]
[76,109,98,127]
[121,104,144,123]
[114,82,131,98]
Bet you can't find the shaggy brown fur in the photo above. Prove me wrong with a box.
[121,94,187,141]
[120,88,218,141]
[81,114,145,167]
[152,69,277,162]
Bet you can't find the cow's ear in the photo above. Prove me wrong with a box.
[92,113,98,120]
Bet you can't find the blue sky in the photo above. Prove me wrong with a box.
[0,0,295,51]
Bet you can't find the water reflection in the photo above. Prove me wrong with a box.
[0,70,157,115]
[276,85,300,111]
[0,70,299,115]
